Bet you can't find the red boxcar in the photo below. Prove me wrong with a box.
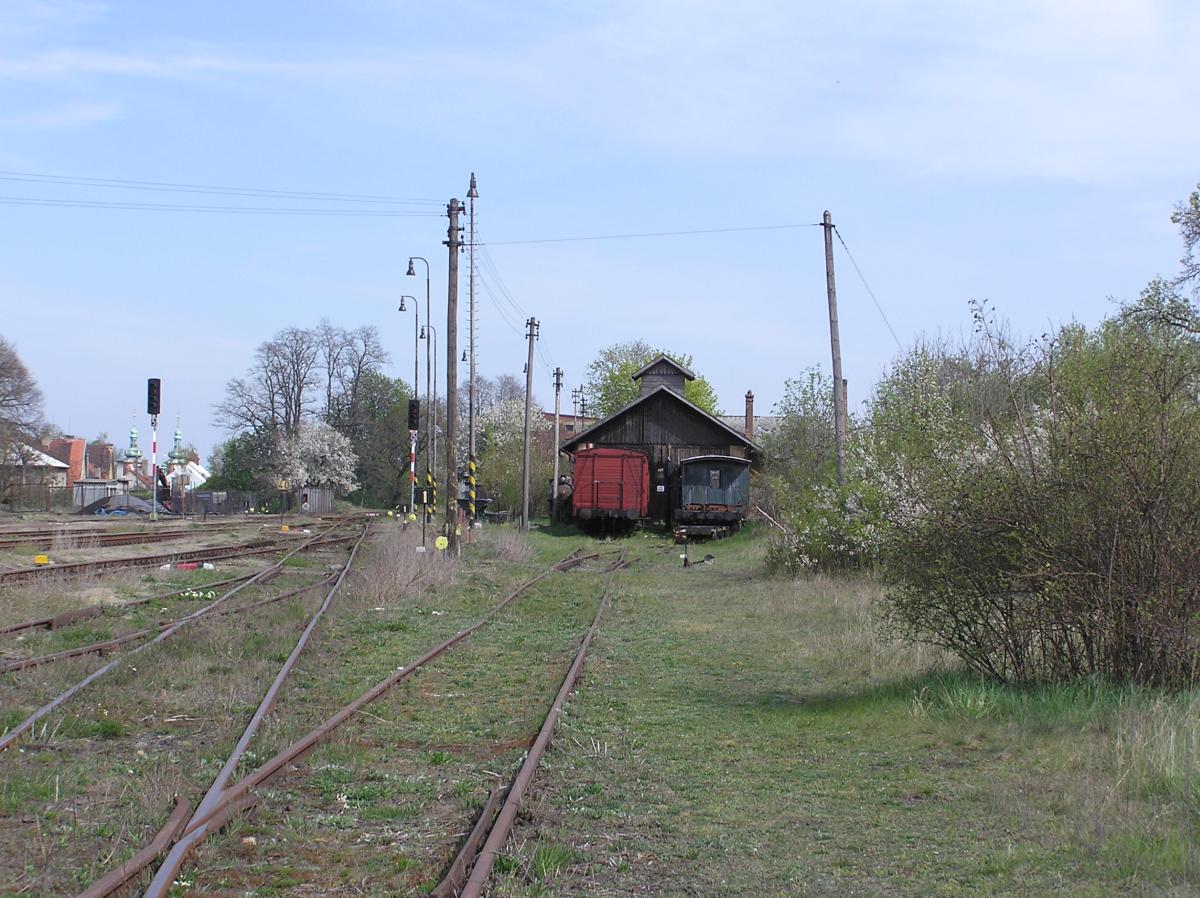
[571,448,649,521]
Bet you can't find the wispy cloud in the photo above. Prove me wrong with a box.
[0,100,119,129]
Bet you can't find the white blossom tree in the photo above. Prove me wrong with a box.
[275,422,359,495]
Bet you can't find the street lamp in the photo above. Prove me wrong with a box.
[407,257,433,487]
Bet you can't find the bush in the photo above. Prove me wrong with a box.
[872,292,1200,687]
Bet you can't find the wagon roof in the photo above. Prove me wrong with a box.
[561,385,762,455]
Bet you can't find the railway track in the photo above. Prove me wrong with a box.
[0,529,354,585]
[70,545,620,898]
[0,521,246,552]
[0,523,357,753]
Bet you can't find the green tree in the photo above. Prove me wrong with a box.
[206,431,276,492]
[582,340,721,417]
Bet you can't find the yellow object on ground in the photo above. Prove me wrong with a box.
[33,554,49,566]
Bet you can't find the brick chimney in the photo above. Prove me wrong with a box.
[744,391,754,439]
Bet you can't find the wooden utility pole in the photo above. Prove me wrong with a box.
[521,318,538,530]
[821,210,847,485]
[444,198,462,533]
[551,367,563,523]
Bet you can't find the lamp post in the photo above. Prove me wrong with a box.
[407,257,432,488]
[399,296,418,515]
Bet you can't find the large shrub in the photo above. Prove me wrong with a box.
[872,292,1200,686]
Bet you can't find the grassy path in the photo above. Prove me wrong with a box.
[496,527,1195,898]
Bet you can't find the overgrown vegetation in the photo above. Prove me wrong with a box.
[765,189,1200,688]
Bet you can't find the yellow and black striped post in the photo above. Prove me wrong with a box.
[425,469,435,521]
[468,455,477,523]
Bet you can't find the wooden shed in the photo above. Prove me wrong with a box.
[561,355,760,520]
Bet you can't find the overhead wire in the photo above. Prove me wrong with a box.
[0,195,439,216]
[0,170,442,204]
[832,225,904,350]
[481,222,821,245]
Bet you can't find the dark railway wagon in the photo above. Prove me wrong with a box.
[671,455,751,533]
[571,448,649,522]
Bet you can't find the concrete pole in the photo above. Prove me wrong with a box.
[521,318,538,530]
[822,210,847,486]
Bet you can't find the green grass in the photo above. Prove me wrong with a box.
[485,526,1199,897]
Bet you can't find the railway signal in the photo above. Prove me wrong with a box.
[147,378,161,522]
[408,399,420,517]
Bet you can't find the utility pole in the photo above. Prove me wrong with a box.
[444,198,462,535]
[821,210,847,485]
[551,367,563,523]
[466,173,479,525]
[521,318,538,530]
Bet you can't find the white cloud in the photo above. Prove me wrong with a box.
[0,100,119,129]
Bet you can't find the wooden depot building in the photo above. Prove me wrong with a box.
[561,355,761,521]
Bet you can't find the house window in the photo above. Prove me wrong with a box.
[565,424,574,432]
[709,469,721,489]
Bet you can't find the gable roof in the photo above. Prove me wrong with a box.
[630,354,695,382]
[2,442,70,468]
[561,385,761,455]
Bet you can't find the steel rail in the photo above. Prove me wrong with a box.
[134,548,586,897]
[76,798,192,898]
[0,529,349,586]
[135,525,371,898]
[0,522,246,552]
[1,570,340,674]
[0,572,264,636]
[0,524,344,753]
[457,552,625,898]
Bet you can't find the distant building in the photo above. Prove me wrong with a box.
[46,436,86,487]
[561,355,761,521]
[2,442,70,488]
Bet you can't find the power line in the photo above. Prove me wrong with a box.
[0,170,442,205]
[833,225,903,350]
[0,195,440,216]
[482,223,821,245]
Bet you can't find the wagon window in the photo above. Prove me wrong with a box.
[709,469,721,489]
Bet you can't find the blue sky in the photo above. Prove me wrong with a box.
[2,1,1198,460]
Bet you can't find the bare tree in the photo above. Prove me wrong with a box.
[0,335,44,435]
[316,319,351,416]
[1173,183,1200,291]
[216,326,321,436]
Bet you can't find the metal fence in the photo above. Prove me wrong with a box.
[1,484,76,512]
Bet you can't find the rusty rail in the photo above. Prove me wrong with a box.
[131,547,585,898]
[0,524,345,753]
[1,570,340,674]
[430,787,506,898]
[0,529,349,586]
[457,551,623,898]
[75,798,192,898]
[0,522,245,552]
[0,572,265,636]
[135,525,372,898]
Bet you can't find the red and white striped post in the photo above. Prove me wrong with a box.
[409,431,417,518]
[150,416,158,522]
